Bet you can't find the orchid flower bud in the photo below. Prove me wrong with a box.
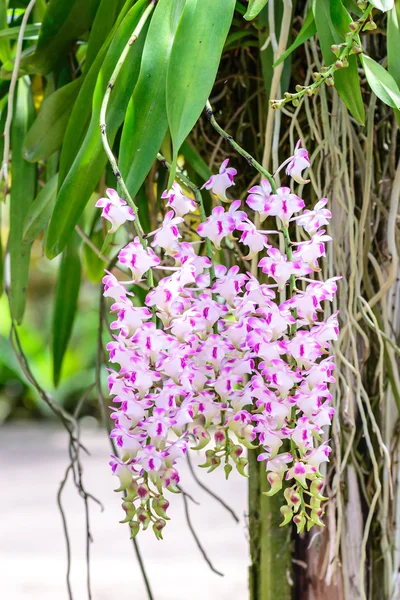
[153,518,167,540]
[293,512,306,534]
[152,496,170,520]
[224,463,233,479]
[129,520,140,539]
[264,472,283,496]
[137,507,151,530]
[280,505,293,527]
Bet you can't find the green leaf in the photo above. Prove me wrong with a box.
[119,0,185,200]
[361,54,400,109]
[0,1,11,64]
[312,0,365,125]
[85,0,120,72]
[52,233,82,386]
[244,0,269,20]
[273,8,316,67]
[8,78,36,323]
[58,0,138,187]
[330,0,353,37]
[83,227,105,283]
[3,0,101,77]
[342,0,362,15]
[166,0,236,176]
[46,0,149,259]
[388,2,400,85]
[369,0,394,11]
[388,1,400,123]
[180,140,212,182]
[23,79,82,162]
[23,174,58,243]
[0,23,41,42]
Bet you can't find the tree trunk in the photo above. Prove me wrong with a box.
[249,450,292,600]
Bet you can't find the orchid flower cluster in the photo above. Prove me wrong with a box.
[98,141,339,539]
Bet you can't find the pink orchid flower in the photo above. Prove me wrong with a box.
[118,237,160,281]
[246,179,272,221]
[95,188,136,233]
[201,158,237,201]
[161,182,197,217]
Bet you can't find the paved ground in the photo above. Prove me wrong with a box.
[0,423,248,600]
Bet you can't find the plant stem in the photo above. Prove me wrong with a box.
[99,1,155,241]
[270,4,374,111]
[205,100,276,192]
[99,0,155,288]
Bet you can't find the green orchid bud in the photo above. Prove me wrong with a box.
[310,508,325,527]
[152,518,166,540]
[284,487,301,512]
[280,505,293,527]
[120,501,137,523]
[236,457,249,478]
[137,483,150,504]
[199,449,215,468]
[309,496,321,510]
[310,479,328,501]
[363,20,377,31]
[330,44,341,57]
[214,428,226,449]
[224,463,233,480]
[129,520,140,539]
[152,496,170,520]
[230,444,244,463]
[124,481,139,502]
[293,512,306,534]
[207,453,221,473]
[264,472,282,496]
[191,426,211,450]
[136,507,151,530]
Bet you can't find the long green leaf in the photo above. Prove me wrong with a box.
[119,0,185,200]
[273,8,316,67]
[23,174,58,243]
[0,23,40,42]
[166,0,236,175]
[0,1,11,64]
[181,140,212,182]
[388,1,400,123]
[17,0,99,76]
[312,0,365,125]
[370,0,394,11]
[361,54,400,109]
[23,79,82,162]
[58,0,138,187]
[85,0,120,72]
[244,0,269,20]
[46,0,149,259]
[8,78,36,323]
[83,227,106,283]
[52,233,82,386]
[388,2,400,85]
[330,0,354,37]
